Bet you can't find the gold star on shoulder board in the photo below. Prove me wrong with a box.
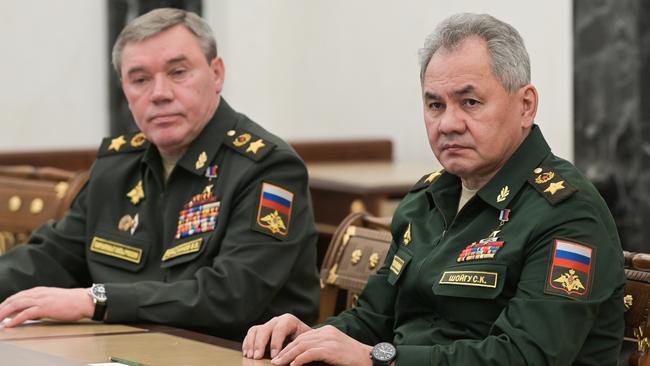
[247,139,266,154]
[108,135,127,151]
[544,181,565,195]
[127,180,145,205]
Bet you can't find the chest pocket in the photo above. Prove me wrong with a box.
[88,228,149,272]
[432,263,507,299]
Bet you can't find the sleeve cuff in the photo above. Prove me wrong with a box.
[104,283,138,322]
[395,345,432,366]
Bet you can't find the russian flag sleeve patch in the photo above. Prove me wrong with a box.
[544,239,595,299]
[252,182,294,240]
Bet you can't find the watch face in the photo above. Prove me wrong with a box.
[372,342,396,362]
[91,284,107,302]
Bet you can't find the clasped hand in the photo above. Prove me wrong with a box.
[242,313,373,366]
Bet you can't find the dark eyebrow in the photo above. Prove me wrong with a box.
[166,55,189,66]
[423,91,441,100]
[453,85,475,96]
[125,56,189,78]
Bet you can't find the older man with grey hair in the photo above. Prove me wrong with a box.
[0,8,320,341]
[243,12,624,366]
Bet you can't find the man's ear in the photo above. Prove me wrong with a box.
[210,57,225,94]
[519,84,538,129]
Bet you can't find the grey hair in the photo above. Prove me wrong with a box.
[418,13,530,93]
[112,8,217,76]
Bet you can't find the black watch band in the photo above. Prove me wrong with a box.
[92,301,107,321]
[89,283,107,321]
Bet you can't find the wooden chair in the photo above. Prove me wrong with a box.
[0,165,88,254]
[318,212,392,323]
[624,251,650,366]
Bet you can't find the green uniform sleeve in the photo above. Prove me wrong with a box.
[104,151,319,339]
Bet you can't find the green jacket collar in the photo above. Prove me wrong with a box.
[428,125,551,211]
[476,124,551,209]
[143,98,238,178]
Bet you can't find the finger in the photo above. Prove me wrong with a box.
[289,347,327,366]
[273,333,320,366]
[269,320,294,358]
[5,306,41,328]
[0,296,33,322]
[251,324,274,359]
[242,326,256,357]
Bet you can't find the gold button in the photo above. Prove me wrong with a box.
[227,130,236,137]
[8,196,21,212]
[350,199,366,213]
[30,198,44,214]
[368,253,380,269]
[54,181,69,199]
[534,168,542,174]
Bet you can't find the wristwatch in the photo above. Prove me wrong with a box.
[88,283,107,321]
[370,342,397,366]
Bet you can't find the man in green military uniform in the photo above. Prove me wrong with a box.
[243,13,624,365]
[0,8,319,340]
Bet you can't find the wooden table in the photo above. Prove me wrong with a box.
[0,321,271,365]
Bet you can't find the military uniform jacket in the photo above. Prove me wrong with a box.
[325,126,625,365]
[0,99,320,340]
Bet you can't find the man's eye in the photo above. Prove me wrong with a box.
[430,102,444,110]
[131,77,149,85]
[170,68,187,78]
[464,99,480,107]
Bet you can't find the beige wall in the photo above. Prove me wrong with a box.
[206,0,573,162]
[0,1,572,163]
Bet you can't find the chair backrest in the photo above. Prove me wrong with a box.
[624,251,650,366]
[318,212,392,323]
[0,165,88,254]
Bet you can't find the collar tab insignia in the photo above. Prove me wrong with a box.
[195,151,208,170]
[496,186,510,203]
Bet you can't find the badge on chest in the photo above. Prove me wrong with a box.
[175,184,220,240]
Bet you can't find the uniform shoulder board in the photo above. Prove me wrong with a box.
[97,132,149,158]
[224,128,276,162]
[410,169,444,192]
[527,166,577,206]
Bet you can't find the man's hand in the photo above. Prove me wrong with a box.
[270,325,373,366]
[0,287,94,327]
[242,313,312,359]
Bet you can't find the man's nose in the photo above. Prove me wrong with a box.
[438,105,467,134]
[150,74,173,103]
